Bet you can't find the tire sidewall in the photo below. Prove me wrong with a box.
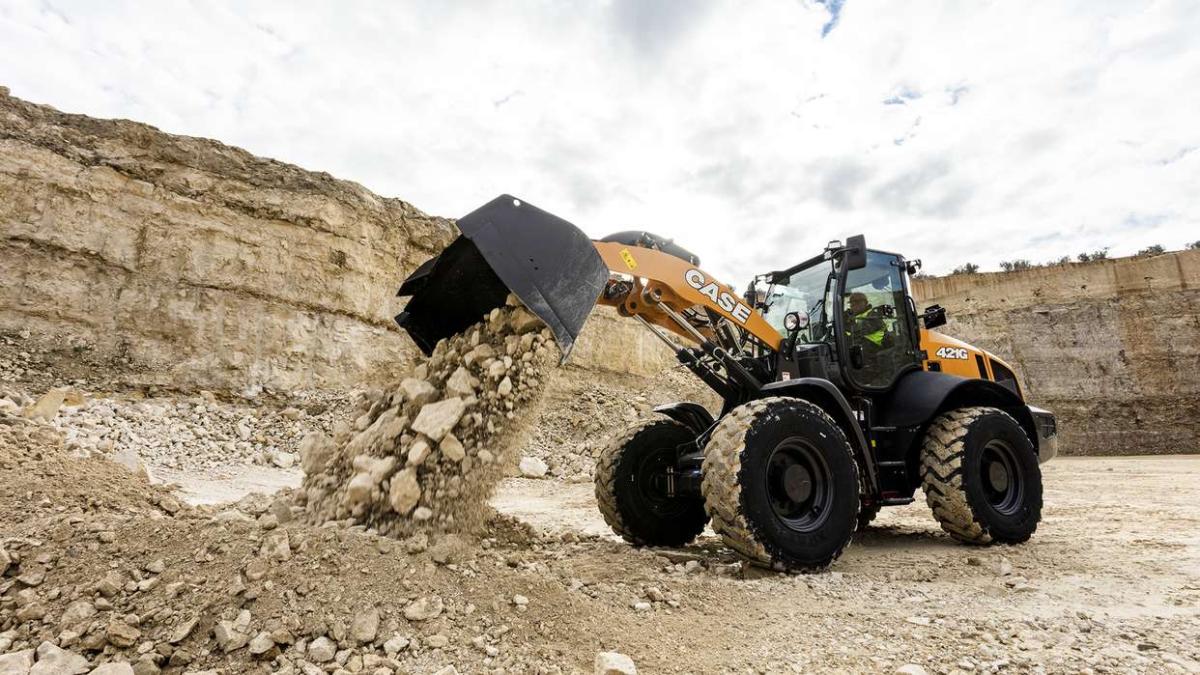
[960,411,1042,541]
[737,400,860,568]
[613,420,707,544]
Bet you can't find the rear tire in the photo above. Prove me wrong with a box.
[920,407,1043,544]
[856,502,882,531]
[594,418,708,547]
[702,397,860,572]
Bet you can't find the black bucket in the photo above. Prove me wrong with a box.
[395,195,609,360]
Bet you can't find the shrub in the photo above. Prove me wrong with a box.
[951,262,979,275]
[1136,244,1165,257]
[1077,248,1109,263]
[999,259,1033,272]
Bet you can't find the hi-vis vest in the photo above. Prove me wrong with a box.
[854,309,885,346]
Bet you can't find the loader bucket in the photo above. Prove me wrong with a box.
[395,194,608,360]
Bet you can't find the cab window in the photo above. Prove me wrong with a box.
[842,252,917,388]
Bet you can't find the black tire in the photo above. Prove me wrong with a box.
[920,407,1043,544]
[594,418,709,547]
[701,397,860,572]
[856,502,882,531]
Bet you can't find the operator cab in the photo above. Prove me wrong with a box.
[760,239,922,394]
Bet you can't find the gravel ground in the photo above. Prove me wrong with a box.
[3,332,1198,673]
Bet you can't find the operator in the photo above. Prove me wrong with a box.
[846,292,888,349]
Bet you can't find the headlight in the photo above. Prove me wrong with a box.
[784,312,803,331]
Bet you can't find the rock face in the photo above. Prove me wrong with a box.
[0,89,455,391]
[0,91,676,392]
[300,300,559,535]
[913,250,1200,455]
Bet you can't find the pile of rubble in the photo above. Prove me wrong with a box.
[1,353,647,674]
[298,298,559,536]
[519,368,715,482]
[45,391,348,475]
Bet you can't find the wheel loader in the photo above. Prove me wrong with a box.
[395,195,1058,571]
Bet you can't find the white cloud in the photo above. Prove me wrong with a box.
[1,0,1197,280]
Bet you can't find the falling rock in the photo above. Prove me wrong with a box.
[439,434,465,462]
[404,596,444,621]
[497,376,514,397]
[509,306,543,333]
[299,432,334,474]
[307,636,336,663]
[406,437,432,466]
[477,449,495,464]
[353,454,397,483]
[0,650,34,674]
[344,472,378,507]
[23,389,67,422]
[594,651,637,675]
[351,607,380,644]
[486,360,507,379]
[895,666,929,675]
[413,506,434,521]
[411,397,466,441]
[399,378,438,406]
[388,469,421,515]
[445,367,474,397]
[88,664,135,675]
[31,642,90,675]
[248,632,275,656]
[0,545,10,575]
[519,456,549,478]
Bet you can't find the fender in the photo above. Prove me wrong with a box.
[758,377,879,494]
[876,370,1040,454]
[653,401,715,437]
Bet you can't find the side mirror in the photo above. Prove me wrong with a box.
[845,234,867,271]
[922,304,948,329]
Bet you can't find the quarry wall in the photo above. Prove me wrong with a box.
[913,252,1200,455]
[6,89,1194,455]
[0,89,672,391]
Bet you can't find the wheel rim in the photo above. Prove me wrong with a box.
[633,446,689,518]
[981,439,1023,515]
[764,438,833,533]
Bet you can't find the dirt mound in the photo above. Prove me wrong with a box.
[298,299,558,537]
[0,414,182,527]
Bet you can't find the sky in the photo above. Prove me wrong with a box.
[1,0,1198,281]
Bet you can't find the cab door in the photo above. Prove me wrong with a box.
[835,251,922,391]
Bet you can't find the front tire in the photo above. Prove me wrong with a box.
[920,407,1043,544]
[594,418,709,547]
[702,397,860,572]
